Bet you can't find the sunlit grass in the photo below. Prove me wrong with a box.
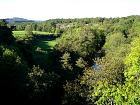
[37,40,57,50]
[13,31,25,36]
[13,31,57,50]
[13,31,52,37]
[33,31,52,35]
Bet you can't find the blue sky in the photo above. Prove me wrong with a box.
[0,0,140,20]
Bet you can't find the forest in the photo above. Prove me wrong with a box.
[1,15,140,105]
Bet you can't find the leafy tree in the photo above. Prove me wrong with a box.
[76,57,87,68]
[57,27,105,57]
[0,19,15,44]
[25,25,33,41]
[0,46,28,104]
[0,19,7,26]
[61,52,73,71]
[104,32,127,50]
[27,65,60,104]
[116,36,140,104]
[63,80,88,105]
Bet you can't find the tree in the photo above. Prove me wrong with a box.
[25,25,33,41]
[104,32,127,50]
[57,27,105,57]
[76,57,87,68]
[0,46,28,104]
[0,19,7,26]
[61,52,73,71]
[118,36,140,104]
[0,19,15,44]
[27,65,60,104]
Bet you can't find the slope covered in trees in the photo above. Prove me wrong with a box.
[1,15,140,105]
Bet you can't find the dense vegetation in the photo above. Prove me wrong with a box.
[1,15,140,105]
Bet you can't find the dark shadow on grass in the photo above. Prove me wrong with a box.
[32,34,57,47]
[34,34,57,41]
[38,41,52,51]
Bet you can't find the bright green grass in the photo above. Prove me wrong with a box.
[37,40,57,50]
[13,31,52,37]
[33,31,52,35]
[12,31,26,40]
[13,31,57,51]
[13,31,25,37]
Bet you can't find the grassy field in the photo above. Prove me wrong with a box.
[13,31,26,38]
[13,31,25,35]
[33,31,52,35]
[13,31,57,50]
[13,31,52,37]
[37,40,57,50]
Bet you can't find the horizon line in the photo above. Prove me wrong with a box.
[1,15,140,21]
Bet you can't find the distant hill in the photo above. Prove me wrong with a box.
[5,17,35,23]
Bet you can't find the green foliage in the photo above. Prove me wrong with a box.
[28,65,45,92]
[0,19,7,26]
[27,65,60,101]
[76,57,87,68]
[0,19,14,44]
[0,45,28,103]
[57,26,104,57]
[3,15,140,105]
[25,25,33,41]
[104,32,127,50]
[63,80,87,105]
[61,52,73,70]
[119,37,140,104]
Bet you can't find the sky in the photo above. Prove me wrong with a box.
[0,0,140,20]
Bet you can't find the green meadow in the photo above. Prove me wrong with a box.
[37,40,57,50]
[13,31,57,50]
[13,31,52,37]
